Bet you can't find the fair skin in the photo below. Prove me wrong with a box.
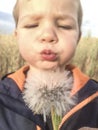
[15,0,81,74]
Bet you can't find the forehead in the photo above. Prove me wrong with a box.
[19,0,78,18]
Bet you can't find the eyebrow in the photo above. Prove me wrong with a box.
[19,14,43,22]
[19,13,76,24]
[56,14,77,22]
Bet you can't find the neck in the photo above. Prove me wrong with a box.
[27,65,66,79]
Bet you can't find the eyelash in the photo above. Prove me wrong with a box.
[58,25,72,30]
[24,24,38,28]
[24,24,72,30]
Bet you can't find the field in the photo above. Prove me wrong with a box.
[73,37,98,80]
[0,34,24,78]
[0,34,98,80]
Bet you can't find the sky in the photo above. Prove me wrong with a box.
[0,0,98,37]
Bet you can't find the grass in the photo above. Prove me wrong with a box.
[73,37,98,80]
[0,34,24,78]
[0,34,98,80]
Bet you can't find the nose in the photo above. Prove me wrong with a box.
[39,27,58,44]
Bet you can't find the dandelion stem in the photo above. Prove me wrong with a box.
[51,107,62,130]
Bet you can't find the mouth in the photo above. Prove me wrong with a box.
[40,49,57,61]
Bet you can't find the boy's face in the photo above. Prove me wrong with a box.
[16,0,80,71]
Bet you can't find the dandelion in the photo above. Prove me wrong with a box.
[23,68,77,129]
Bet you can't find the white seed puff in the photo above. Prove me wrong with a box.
[23,69,77,121]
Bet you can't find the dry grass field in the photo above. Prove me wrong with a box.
[73,37,98,80]
[0,34,98,80]
[0,34,24,78]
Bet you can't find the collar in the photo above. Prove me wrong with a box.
[8,64,89,96]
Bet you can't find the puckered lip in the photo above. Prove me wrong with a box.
[40,49,57,61]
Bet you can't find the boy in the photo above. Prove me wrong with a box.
[0,0,98,130]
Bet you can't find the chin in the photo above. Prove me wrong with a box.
[39,61,59,70]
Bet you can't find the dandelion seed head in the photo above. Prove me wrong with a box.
[23,69,77,118]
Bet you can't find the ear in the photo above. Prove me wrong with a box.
[77,31,81,43]
[14,29,18,38]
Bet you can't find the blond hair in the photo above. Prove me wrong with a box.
[13,0,83,29]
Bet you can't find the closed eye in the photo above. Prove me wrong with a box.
[24,24,38,28]
[58,25,72,30]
